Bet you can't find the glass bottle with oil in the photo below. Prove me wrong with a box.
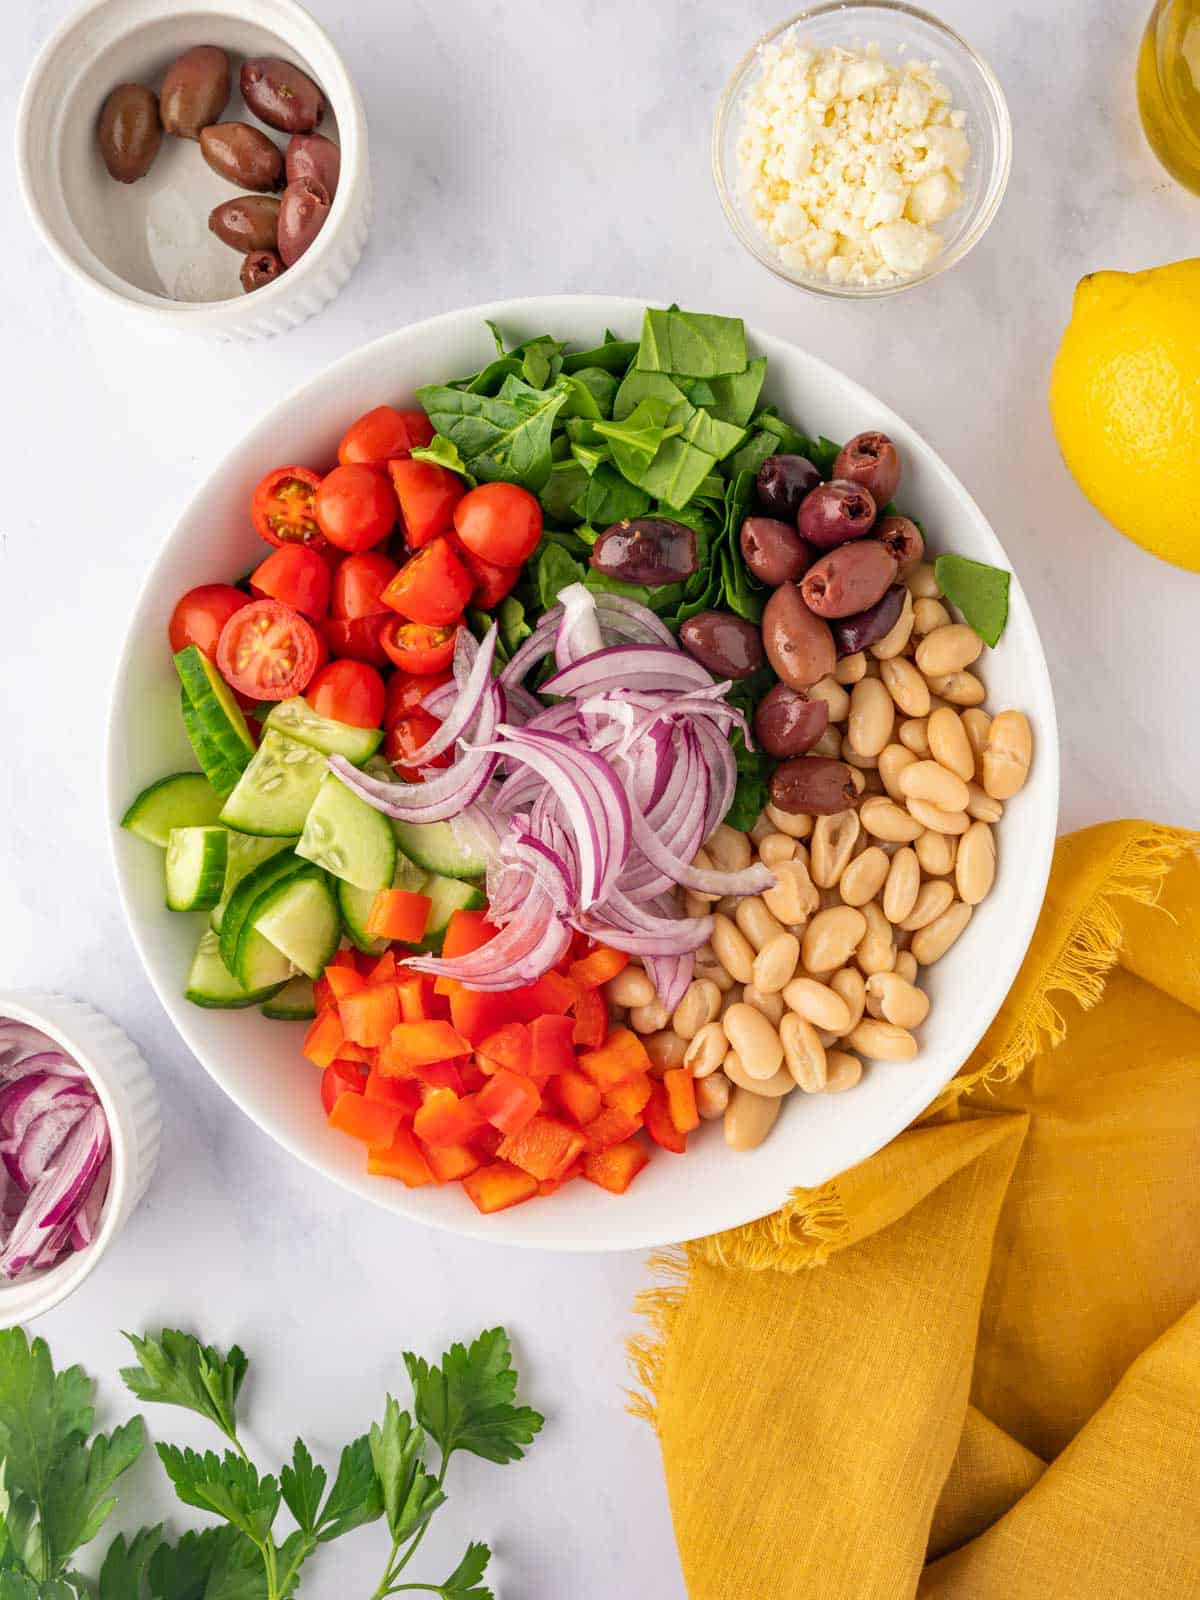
[1138,0,1200,191]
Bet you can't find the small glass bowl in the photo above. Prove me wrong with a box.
[713,1,1012,299]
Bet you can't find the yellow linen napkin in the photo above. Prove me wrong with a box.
[631,822,1200,1600]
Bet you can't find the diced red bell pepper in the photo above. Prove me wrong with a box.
[663,1067,700,1134]
[396,977,428,1023]
[382,1020,472,1072]
[381,537,474,627]
[643,1083,687,1154]
[320,1060,366,1115]
[458,1060,487,1095]
[582,1106,642,1153]
[524,971,579,1016]
[339,984,400,1048]
[477,1069,541,1136]
[603,1074,653,1117]
[584,1139,650,1194]
[366,888,432,944]
[568,947,629,989]
[325,965,367,1002]
[412,1059,466,1094]
[449,985,519,1047]
[571,987,608,1050]
[461,1161,539,1214]
[328,1091,405,1147]
[442,909,496,959]
[367,1125,434,1186]
[422,1141,482,1184]
[304,1009,344,1069]
[538,1157,584,1197]
[476,1022,532,1075]
[497,1115,586,1183]
[577,1028,651,1090]
[364,1070,422,1113]
[530,1014,576,1080]
[369,950,399,984]
[413,1087,487,1148]
[554,1067,602,1127]
[333,1040,373,1063]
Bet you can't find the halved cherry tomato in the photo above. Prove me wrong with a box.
[251,466,326,550]
[385,709,451,780]
[338,406,435,469]
[216,598,321,699]
[379,620,457,675]
[169,584,248,658]
[331,551,399,620]
[314,464,397,552]
[388,458,465,548]
[381,539,472,626]
[322,613,393,668]
[455,543,521,609]
[306,659,386,728]
[385,666,452,725]
[250,545,331,621]
[454,482,543,567]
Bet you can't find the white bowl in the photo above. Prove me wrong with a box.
[0,991,160,1326]
[16,0,370,339]
[107,295,1059,1251]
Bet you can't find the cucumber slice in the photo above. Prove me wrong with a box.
[185,927,288,1009]
[416,874,487,952]
[262,975,317,1021]
[121,772,222,846]
[210,834,294,931]
[219,731,328,837]
[296,773,396,890]
[246,871,340,981]
[175,645,256,770]
[165,826,229,912]
[218,850,308,973]
[181,690,244,799]
[390,819,488,881]
[264,697,383,764]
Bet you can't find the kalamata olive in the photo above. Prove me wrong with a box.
[160,45,230,139]
[286,132,340,198]
[832,585,906,657]
[756,454,821,520]
[754,683,829,758]
[801,540,898,619]
[797,480,877,549]
[199,123,284,191]
[277,178,331,265]
[679,611,765,680]
[241,250,284,293]
[241,57,326,134]
[762,584,836,690]
[97,84,161,183]
[834,432,901,507]
[209,196,281,253]
[876,514,925,573]
[589,518,697,585]
[769,757,858,816]
[739,517,812,587]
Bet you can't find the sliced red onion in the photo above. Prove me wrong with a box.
[406,887,572,989]
[70,1155,110,1250]
[542,643,714,699]
[500,610,561,687]
[405,625,497,766]
[645,953,694,1014]
[591,592,676,646]
[10,1102,91,1191]
[631,804,775,896]
[555,582,605,668]
[0,1103,108,1280]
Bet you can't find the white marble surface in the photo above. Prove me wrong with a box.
[3,0,1199,1594]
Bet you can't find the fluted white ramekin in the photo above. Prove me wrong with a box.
[16,0,370,339]
[0,991,160,1327]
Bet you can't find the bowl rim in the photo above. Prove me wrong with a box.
[105,292,1059,1252]
[711,0,1014,299]
[14,0,368,325]
[0,992,133,1322]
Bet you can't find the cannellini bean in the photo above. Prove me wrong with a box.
[965,782,1004,822]
[707,822,752,873]
[983,711,1033,799]
[923,669,986,707]
[710,914,755,984]
[915,829,957,876]
[855,901,896,977]
[916,623,983,677]
[899,879,956,931]
[905,563,942,598]
[840,845,890,907]
[829,967,866,1033]
[695,1072,730,1120]
[881,656,930,717]
[927,706,975,782]
[684,1020,728,1078]
[848,1017,918,1061]
[758,832,798,868]
[735,895,787,952]
[762,857,820,926]
[894,950,918,984]
[955,821,996,906]
[724,1083,782,1147]
[742,983,786,1025]
[870,588,915,660]
[672,979,722,1041]
[780,1012,827,1091]
[801,905,867,974]
[642,1030,688,1073]
[910,900,973,964]
[898,717,932,757]
[848,678,895,757]
[906,796,970,835]
[882,847,920,924]
[810,810,861,887]
[878,742,918,801]
[723,1049,794,1099]
[864,971,930,1028]
[898,760,970,812]
[751,933,801,995]
[960,708,992,766]
[782,975,852,1033]
[835,651,868,684]
[722,1003,784,1079]
[605,967,656,1008]
[765,803,813,840]
[629,999,671,1034]
[912,596,951,634]
[823,1051,864,1092]
[808,675,851,722]
[859,796,924,843]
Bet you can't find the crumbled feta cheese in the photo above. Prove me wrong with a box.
[734,39,971,286]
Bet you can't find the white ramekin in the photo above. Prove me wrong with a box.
[0,991,160,1327]
[16,0,371,339]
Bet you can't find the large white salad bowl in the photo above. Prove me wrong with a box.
[108,295,1058,1251]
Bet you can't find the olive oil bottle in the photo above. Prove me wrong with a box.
[1138,0,1200,191]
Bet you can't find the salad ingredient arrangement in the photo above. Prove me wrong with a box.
[736,38,970,286]
[0,1019,110,1280]
[0,1323,541,1599]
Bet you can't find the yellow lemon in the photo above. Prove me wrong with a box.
[1049,257,1200,572]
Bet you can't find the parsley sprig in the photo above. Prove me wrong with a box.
[0,1324,542,1600]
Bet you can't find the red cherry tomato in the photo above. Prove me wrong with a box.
[385,709,452,781]
[331,551,399,620]
[455,543,521,609]
[337,406,435,469]
[380,620,458,675]
[314,464,398,552]
[216,599,321,699]
[384,667,453,725]
[250,545,331,621]
[321,1061,366,1115]
[169,584,249,658]
[388,458,465,548]
[453,482,543,567]
[306,659,386,728]
[251,466,326,550]
[322,613,393,668]
[380,538,473,626]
